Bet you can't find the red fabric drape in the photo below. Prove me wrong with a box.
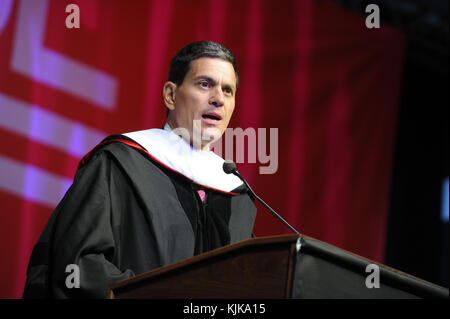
[0,0,405,298]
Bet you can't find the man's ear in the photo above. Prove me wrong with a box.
[163,81,177,111]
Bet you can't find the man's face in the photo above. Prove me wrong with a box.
[165,57,237,150]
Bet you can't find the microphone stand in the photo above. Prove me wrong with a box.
[232,169,299,235]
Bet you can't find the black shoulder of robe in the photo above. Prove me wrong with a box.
[22,135,257,298]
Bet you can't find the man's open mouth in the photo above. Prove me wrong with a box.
[202,113,222,121]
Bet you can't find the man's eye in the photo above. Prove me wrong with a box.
[199,81,210,88]
[224,88,233,95]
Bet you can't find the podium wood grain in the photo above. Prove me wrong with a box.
[107,235,299,299]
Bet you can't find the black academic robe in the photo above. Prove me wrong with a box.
[22,135,257,298]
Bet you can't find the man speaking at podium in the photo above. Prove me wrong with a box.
[23,41,257,298]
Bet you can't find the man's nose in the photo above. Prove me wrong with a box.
[209,88,225,107]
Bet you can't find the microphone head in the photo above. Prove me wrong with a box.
[223,160,237,174]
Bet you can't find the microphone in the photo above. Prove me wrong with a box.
[223,160,299,235]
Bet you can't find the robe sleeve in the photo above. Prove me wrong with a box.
[23,150,135,298]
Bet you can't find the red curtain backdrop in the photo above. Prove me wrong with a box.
[0,0,405,298]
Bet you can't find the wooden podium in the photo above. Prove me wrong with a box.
[106,234,449,299]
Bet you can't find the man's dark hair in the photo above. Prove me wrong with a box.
[168,41,239,88]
